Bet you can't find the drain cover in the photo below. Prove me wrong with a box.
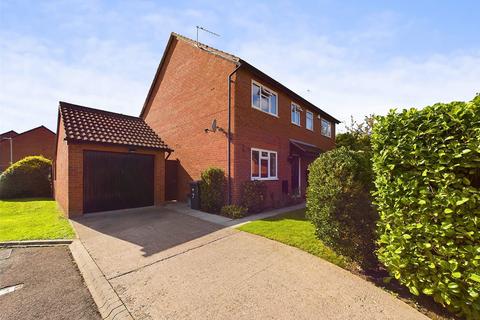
[0,284,24,296]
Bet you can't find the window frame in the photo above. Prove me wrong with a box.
[251,148,278,180]
[291,103,301,126]
[251,80,278,117]
[321,119,332,138]
[306,110,314,131]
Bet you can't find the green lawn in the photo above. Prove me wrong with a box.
[0,198,75,241]
[237,209,352,269]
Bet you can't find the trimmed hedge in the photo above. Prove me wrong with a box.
[306,147,377,267]
[199,167,226,213]
[372,95,480,319]
[240,180,267,213]
[0,156,52,199]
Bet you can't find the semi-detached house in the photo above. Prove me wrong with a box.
[141,32,339,207]
[54,32,339,217]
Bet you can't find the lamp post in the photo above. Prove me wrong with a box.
[1,137,13,166]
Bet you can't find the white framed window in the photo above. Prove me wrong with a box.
[321,119,332,137]
[291,103,301,126]
[306,111,314,131]
[252,81,278,116]
[251,148,277,180]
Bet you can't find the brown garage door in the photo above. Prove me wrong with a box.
[83,151,154,213]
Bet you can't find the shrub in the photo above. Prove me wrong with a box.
[240,180,267,213]
[306,147,377,268]
[199,167,226,213]
[220,205,247,219]
[371,95,480,319]
[0,156,52,199]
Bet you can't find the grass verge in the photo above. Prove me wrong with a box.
[237,208,457,320]
[0,198,75,241]
[237,208,352,269]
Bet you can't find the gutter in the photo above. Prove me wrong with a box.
[227,63,242,205]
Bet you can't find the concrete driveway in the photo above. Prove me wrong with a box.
[72,205,428,320]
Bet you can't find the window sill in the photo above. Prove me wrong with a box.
[291,122,301,127]
[251,177,279,181]
[252,105,279,118]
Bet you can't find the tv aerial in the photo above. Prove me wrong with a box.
[196,26,220,45]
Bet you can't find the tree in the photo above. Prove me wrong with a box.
[336,114,375,152]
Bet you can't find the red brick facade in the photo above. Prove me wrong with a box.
[232,69,336,206]
[0,126,56,172]
[142,33,337,208]
[142,37,233,201]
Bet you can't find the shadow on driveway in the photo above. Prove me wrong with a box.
[71,205,233,279]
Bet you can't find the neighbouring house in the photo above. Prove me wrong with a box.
[0,126,56,172]
[141,32,339,208]
[53,102,171,217]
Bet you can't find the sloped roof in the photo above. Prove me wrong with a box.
[59,101,170,150]
[140,32,340,124]
[290,139,323,157]
[0,130,18,140]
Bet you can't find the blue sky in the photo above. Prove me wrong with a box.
[1,0,479,133]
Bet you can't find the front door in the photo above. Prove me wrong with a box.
[291,156,300,196]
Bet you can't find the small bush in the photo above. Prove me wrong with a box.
[220,205,247,219]
[306,147,377,268]
[0,156,52,199]
[240,180,267,213]
[372,95,480,319]
[199,167,226,213]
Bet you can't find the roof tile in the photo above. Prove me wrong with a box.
[59,102,170,150]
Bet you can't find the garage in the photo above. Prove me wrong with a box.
[83,151,155,213]
[53,101,172,217]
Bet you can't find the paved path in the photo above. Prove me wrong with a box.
[72,205,428,320]
[0,246,100,320]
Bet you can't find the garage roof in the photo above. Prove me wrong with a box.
[59,101,171,150]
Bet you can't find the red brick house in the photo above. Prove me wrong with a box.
[0,126,56,172]
[141,33,339,207]
[53,102,171,217]
[53,32,338,216]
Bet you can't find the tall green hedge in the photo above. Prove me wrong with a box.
[372,95,480,319]
[0,156,52,199]
[306,147,377,267]
[199,167,226,213]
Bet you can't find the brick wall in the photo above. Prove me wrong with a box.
[142,37,237,201]
[142,35,336,208]
[0,126,56,172]
[231,69,336,207]
[54,117,69,213]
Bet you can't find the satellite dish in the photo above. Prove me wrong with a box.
[211,119,217,132]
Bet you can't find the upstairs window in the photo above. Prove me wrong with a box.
[252,82,277,116]
[306,111,314,131]
[291,103,301,126]
[251,148,277,180]
[321,119,332,137]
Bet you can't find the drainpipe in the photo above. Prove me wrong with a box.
[1,137,13,167]
[227,63,242,205]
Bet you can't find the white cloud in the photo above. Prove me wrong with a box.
[0,32,153,133]
[1,3,479,135]
[233,33,480,132]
